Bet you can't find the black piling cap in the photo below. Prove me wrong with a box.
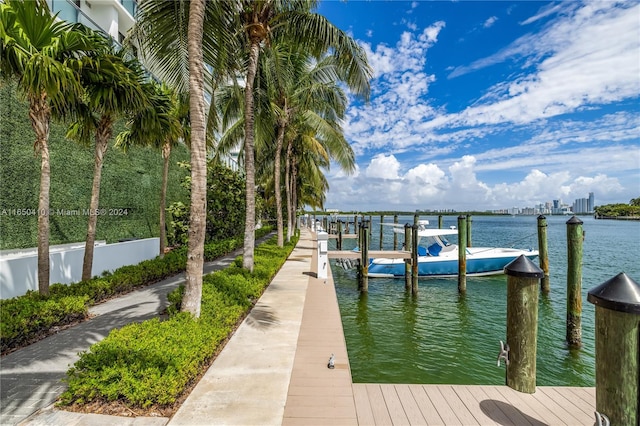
[587,272,640,314]
[504,255,544,278]
[566,215,583,225]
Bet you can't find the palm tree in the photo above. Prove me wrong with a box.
[238,0,370,271]
[282,79,355,241]
[134,0,241,317]
[116,83,187,258]
[0,0,102,294]
[67,49,148,281]
[182,0,207,318]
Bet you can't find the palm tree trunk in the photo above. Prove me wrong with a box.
[183,0,206,317]
[82,120,111,281]
[30,93,51,295]
[291,158,299,231]
[285,138,293,242]
[274,122,285,247]
[243,40,260,272]
[159,141,171,258]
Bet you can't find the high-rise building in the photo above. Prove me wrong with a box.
[47,0,136,45]
[588,192,595,212]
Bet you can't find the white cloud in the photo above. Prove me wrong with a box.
[326,155,630,211]
[365,154,401,179]
[484,16,498,28]
[346,22,445,153]
[520,3,564,25]
[326,2,640,212]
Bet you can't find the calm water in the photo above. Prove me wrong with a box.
[328,215,640,386]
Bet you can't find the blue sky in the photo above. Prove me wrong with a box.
[315,0,640,212]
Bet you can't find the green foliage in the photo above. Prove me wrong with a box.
[0,293,88,352]
[0,80,190,249]
[594,200,640,218]
[206,161,246,241]
[167,160,248,246]
[60,230,296,409]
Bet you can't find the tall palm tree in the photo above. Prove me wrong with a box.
[116,83,187,257]
[67,49,148,281]
[238,0,370,271]
[282,84,355,241]
[134,0,241,317]
[182,0,207,318]
[0,0,102,294]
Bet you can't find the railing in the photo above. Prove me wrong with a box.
[120,0,137,18]
[49,0,102,33]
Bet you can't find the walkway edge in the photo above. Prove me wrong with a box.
[167,230,314,425]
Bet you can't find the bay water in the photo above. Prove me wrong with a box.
[328,215,640,386]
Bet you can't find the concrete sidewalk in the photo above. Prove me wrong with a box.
[9,229,354,425]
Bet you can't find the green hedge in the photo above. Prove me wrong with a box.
[0,226,273,353]
[0,80,190,250]
[59,229,298,408]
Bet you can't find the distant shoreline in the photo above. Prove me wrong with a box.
[594,215,640,221]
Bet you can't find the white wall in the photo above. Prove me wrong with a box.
[0,238,159,299]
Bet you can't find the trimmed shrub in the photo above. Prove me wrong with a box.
[0,293,88,352]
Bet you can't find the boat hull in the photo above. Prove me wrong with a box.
[367,248,539,278]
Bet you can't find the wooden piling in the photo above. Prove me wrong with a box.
[379,215,384,250]
[466,215,472,247]
[566,215,583,348]
[368,215,372,237]
[404,223,411,291]
[438,215,443,229]
[359,222,369,292]
[411,224,419,295]
[337,220,343,250]
[588,273,640,426]
[537,215,550,294]
[505,255,544,394]
[457,215,467,294]
[393,214,399,250]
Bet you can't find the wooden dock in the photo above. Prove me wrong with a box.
[283,230,596,425]
[353,383,595,425]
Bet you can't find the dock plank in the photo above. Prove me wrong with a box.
[352,385,376,426]
[539,387,595,420]
[408,384,444,425]
[452,385,499,425]
[494,386,552,425]
[525,387,584,425]
[380,384,411,425]
[395,385,427,425]
[480,386,535,426]
[465,386,515,425]
[437,385,481,425]
[366,384,393,425]
[421,385,464,425]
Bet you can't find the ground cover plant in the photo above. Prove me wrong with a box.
[0,227,272,354]
[58,230,298,410]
